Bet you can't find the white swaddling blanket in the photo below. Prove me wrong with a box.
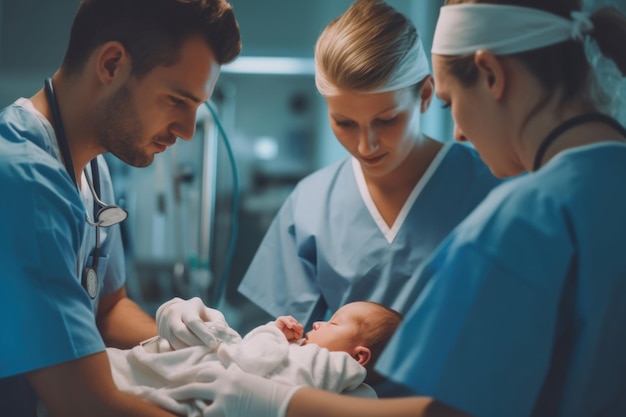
[108,322,372,416]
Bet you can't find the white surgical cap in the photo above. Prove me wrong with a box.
[315,36,431,96]
[431,4,594,56]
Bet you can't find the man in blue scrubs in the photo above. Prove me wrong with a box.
[0,0,240,415]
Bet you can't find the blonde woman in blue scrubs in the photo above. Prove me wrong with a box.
[239,0,500,336]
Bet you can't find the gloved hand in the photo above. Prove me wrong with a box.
[166,363,302,417]
[156,297,241,350]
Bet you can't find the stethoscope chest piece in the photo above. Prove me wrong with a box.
[82,267,98,299]
[97,205,128,226]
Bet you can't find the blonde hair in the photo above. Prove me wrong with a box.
[314,0,429,95]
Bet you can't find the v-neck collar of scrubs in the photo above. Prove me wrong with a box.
[352,141,453,243]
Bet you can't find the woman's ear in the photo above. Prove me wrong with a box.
[95,41,131,85]
[353,346,371,366]
[419,75,435,113]
[474,49,506,100]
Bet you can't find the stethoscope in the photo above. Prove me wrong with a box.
[44,77,128,299]
[533,112,626,171]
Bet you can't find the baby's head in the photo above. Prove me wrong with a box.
[302,301,402,383]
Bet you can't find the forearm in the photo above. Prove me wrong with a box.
[86,390,181,417]
[28,352,178,417]
[286,388,472,417]
[286,389,429,417]
[97,288,157,348]
[40,388,179,417]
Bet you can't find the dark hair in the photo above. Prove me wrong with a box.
[355,301,403,386]
[61,0,241,77]
[442,0,626,110]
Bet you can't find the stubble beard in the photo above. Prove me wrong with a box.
[96,85,154,168]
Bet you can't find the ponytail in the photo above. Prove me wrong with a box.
[591,7,626,76]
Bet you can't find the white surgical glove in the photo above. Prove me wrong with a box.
[167,364,302,417]
[156,297,241,350]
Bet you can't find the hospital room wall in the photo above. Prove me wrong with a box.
[0,0,76,106]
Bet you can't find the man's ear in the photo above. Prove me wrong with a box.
[95,41,131,84]
[474,49,506,100]
[353,346,371,366]
[419,75,435,113]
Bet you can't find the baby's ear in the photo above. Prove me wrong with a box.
[353,346,371,366]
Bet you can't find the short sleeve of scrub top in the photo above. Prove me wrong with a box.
[0,103,105,379]
[239,184,323,323]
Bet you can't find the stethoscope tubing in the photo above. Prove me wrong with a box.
[43,77,126,297]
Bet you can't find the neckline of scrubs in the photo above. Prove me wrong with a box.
[352,141,453,243]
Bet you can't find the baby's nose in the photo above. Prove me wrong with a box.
[312,321,322,330]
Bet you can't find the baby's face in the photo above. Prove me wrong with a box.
[302,303,369,353]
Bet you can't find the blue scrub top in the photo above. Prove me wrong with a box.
[0,99,125,414]
[239,142,502,328]
[377,142,626,417]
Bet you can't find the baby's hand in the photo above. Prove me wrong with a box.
[275,316,304,343]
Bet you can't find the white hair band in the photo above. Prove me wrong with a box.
[431,4,594,56]
[315,36,431,96]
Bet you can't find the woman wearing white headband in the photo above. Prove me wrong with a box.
[189,1,626,417]
[239,0,500,395]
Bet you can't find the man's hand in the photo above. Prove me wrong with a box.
[156,297,240,350]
